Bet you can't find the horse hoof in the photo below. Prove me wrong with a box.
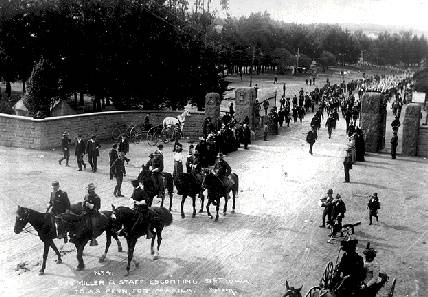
[153,254,159,261]
[76,265,85,271]
[223,212,227,216]
[181,214,185,218]
[198,209,204,213]
[151,250,155,255]
[231,210,235,214]
[214,217,219,222]
[125,271,130,277]
[134,262,140,268]
[209,215,213,219]
[192,213,196,218]
[169,208,172,212]
[39,270,44,275]
[99,256,105,263]
[55,259,62,264]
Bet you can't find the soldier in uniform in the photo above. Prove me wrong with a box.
[46,181,70,239]
[83,183,101,246]
[214,153,233,189]
[367,193,380,225]
[75,134,87,171]
[147,144,164,198]
[58,132,71,166]
[112,152,126,197]
[319,189,334,228]
[333,239,365,297]
[390,131,398,159]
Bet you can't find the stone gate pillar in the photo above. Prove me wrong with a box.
[402,103,421,156]
[235,88,257,129]
[205,93,221,130]
[360,92,387,153]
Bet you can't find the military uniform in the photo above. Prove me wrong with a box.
[130,181,154,239]
[48,190,70,216]
[147,150,164,198]
[214,157,233,189]
[83,188,101,245]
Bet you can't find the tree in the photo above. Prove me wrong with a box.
[318,50,336,72]
[24,58,59,117]
[272,48,292,74]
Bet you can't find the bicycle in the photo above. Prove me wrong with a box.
[111,122,149,144]
[147,124,183,146]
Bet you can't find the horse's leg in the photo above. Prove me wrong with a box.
[207,200,212,219]
[192,195,196,218]
[169,191,173,211]
[153,227,162,260]
[39,242,50,275]
[76,243,86,271]
[223,193,229,215]
[215,199,220,222]
[99,231,112,263]
[49,240,62,264]
[160,194,164,208]
[113,233,123,252]
[125,238,137,276]
[199,191,205,213]
[181,195,186,218]
[232,190,236,213]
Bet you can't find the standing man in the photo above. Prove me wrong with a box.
[58,132,71,166]
[391,116,401,133]
[118,134,129,156]
[83,183,101,246]
[263,100,269,116]
[367,193,380,225]
[242,123,251,149]
[229,102,235,118]
[325,114,335,139]
[46,181,70,239]
[343,148,353,183]
[86,135,100,173]
[109,144,118,180]
[390,131,398,159]
[306,127,317,155]
[319,189,334,228]
[75,134,86,171]
[112,152,126,197]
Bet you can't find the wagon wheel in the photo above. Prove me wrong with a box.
[112,124,126,141]
[147,127,161,146]
[387,278,396,297]
[319,262,334,289]
[305,286,322,297]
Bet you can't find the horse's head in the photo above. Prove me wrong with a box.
[14,205,29,234]
[283,281,303,297]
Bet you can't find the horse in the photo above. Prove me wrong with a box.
[174,172,205,218]
[55,202,122,271]
[162,110,190,132]
[138,164,174,209]
[110,205,172,276]
[14,206,63,275]
[202,171,239,221]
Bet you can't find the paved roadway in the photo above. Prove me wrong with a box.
[0,82,427,297]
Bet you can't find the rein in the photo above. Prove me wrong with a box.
[22,225,38,237]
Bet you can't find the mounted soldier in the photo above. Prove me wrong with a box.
[146,144,165,198]
[83,183,101,246]
[126,180,154,239]
[213,153,234,190]
[46,181,70,240]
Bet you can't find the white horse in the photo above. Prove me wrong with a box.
[162,110,191,131]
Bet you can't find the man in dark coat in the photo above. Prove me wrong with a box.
[391,116,401,132]
[58,132,71,166]
[332,194,346,221]
[83,183,101,246]
[325,115,335,139]
[147,144,164,198]
[343,149,353,182]
[367,193,381,225]
[130,180,153,239]
[86,135,100,173]
[242,123,251,149]
[109,144,118,180]
[390,131,398,159]
[355,127,366,162]
[306,127,317,155]
[112,152,126,197]
[75,134,86,171]
[46,181,70,239]
[333,239,365,297]
[292,106,298,123]
[319,189,334,228]
[298,106,306,123]
[214,153,233,189]
[118,135,129,155]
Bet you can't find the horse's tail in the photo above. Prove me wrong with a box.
[152,207,173,227]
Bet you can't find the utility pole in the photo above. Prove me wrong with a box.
[249,45,256,87]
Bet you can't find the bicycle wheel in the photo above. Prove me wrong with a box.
[132,125,146,144]
[112,124,126,141]
[148,127,161,146]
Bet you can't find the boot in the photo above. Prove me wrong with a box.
[90,238,98,246]
[146,228,154,239]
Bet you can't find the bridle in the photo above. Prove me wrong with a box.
[16,209,37,237]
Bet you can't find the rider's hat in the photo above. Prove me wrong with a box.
[217,153,224,158]
[87,183,96,191]
[341,239,358,252]
[157,144,163,149]
[363,242,377,258]
[336,194,341,199]
[327,189,333,195]
[189,144,194,149]
[51,181,59,187]
[131,180,140,187]
[372,193,378,198]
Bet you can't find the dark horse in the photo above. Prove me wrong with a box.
[55,202,122,271]
[110,206,172,276]
[174,172,205,218]
[202,171,239,221]
[14,206,63,275]
[138,164,174,210]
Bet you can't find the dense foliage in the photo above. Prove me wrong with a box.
[0,1,427,113]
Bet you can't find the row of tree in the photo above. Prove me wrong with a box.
[0,1,427,115]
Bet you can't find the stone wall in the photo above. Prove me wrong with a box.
[402,104,422,156]
[360,92,387,153]
[417,126,428,157]
[0,110,205,149]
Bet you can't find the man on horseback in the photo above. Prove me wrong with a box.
[147,144,165,198]
[46,181,70,239]
[333,239,365,297]
[214,153,234,190]
[83,183,101,246]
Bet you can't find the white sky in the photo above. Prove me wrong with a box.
[211,0,428,31]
